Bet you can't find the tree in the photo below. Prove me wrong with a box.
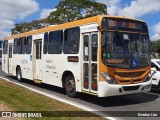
[150,40,160,53]
[47,0,107,24]
[11,19,49,35]
[11,0,107,35]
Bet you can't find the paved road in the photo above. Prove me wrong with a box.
[0,65,160,120]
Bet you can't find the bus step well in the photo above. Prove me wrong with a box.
[34,79,42,84]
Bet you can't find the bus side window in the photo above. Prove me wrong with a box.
[22,37,27,54]
[13,38,22,54]
[43,32,48,54]
[13,38,18,54]
[63,27,80,54]
[92,34,98,61]
[26,36,32,54]
[3,40,8,54]
[18,38,23,54]
[48,30,63,54]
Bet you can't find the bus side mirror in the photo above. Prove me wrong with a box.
[102,35,106,47]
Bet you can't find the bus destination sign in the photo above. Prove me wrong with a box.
[102,18,148,32]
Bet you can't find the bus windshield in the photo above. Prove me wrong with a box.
[101,18,150,69]
[102,31,150,69]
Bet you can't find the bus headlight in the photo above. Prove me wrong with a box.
[144,70,156,82]
[144,75,151,82]
[101,72,117,84]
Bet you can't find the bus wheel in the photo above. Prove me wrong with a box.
[16,67,22,82]
[65,74,77,97]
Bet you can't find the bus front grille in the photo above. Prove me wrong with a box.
[119,79,142,84]
[115,71,145,78]
[122,85,140,91]
[115,71,146,84]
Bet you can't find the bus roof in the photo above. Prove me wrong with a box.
[5,15,145,40]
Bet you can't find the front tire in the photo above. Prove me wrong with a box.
[16,67,22,82]
[65,74,77,97]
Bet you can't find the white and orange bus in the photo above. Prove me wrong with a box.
[2,15,151,97]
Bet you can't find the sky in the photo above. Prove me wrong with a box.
[0,0,160,40]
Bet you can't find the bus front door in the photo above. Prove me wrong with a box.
[83,33,98,93]
[33,40,42,80]
[8,44,12,74]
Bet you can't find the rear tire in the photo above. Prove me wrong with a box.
[65,74,77,97]
[16,67,22,82]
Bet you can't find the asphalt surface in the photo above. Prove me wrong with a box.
[0,65,160,120]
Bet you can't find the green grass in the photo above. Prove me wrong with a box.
[0,79,105,120]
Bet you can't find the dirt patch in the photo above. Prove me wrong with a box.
[0,103,10,111]
[0,103,22,120]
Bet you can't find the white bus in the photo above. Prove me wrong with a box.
[2,15,152,97]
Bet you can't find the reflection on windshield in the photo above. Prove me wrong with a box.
[102,32,150,69]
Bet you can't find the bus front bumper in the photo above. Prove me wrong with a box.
[98,80,151,97]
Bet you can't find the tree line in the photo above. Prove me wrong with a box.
[150,40,160,55]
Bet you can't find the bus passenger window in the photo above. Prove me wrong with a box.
[48,30,63,54]
[3,41,8,54]
[13,38,18,54]
[26,36,32,54]
[63,27,80,54]
[43,32,48,54]
[18,38,23,54]
[13,38,22,54]
[22,37,27,54]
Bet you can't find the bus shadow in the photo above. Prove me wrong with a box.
[78,92,159,107]
[5,75,159,108]
[6,75,66,95]
[151,88,160,94]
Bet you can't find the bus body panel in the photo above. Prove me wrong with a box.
[98,80,151,97]
[12,54,33,79]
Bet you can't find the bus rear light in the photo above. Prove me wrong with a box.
[101,72,117,84]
